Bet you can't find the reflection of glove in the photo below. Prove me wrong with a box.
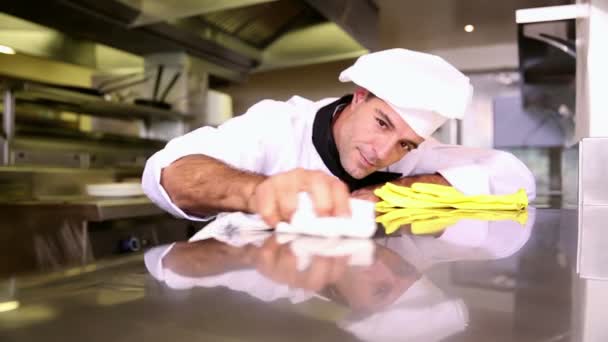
[375,182,528,211]
[376,208,529,235]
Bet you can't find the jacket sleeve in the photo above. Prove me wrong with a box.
[142,100,294,220]
[392,140,536,200]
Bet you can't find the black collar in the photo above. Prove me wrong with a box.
[312,95,402,191]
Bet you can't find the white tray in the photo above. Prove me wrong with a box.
[85,182,144,197]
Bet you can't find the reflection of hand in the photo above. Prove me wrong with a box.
[251,236,349,291]
[247,168,351,227]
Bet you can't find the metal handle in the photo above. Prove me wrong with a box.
[152,64,164,101]
[529,33,576,58]
[159,71,181,102]
[2,89,15,165]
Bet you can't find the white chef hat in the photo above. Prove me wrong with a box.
[339,48,473,138]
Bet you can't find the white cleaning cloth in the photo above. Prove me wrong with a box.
[275,192,376,238]
[192,192,377,239]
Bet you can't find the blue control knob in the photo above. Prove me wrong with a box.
[119,236,141,253]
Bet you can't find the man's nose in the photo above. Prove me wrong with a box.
[374,139,395,162]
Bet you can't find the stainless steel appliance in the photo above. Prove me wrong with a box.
[0,75,193,276]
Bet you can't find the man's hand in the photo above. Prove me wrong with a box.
[247,168,351,227]
[350,176,423,202]
[350,186,380,202]
[350,173,451,202]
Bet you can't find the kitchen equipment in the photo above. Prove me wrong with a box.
[85,182,144,197]
[0,74,194,276]
[159,71,181,102]
[134,64,180,110]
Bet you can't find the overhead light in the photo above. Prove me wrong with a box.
[0,300,19,313]
[0,45,16,55]
[464,25,475,33]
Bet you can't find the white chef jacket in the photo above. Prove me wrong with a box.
[142,96,536,221]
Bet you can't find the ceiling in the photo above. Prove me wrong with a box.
[0,0,573,83]
[190,1,325,49]
[378,0,571,51]
[0,0,373,82]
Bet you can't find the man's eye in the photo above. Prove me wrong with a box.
[376,118,388,128]
[400,142,412,151]
[374,283,391,298]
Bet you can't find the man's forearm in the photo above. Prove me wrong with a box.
[350,173,450,201]
[392,173,451,187]
[160,154,266,217]
[162,240,254,277]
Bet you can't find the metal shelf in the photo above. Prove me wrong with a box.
[0,197,164,222]
[17,83,192,122]
[1,76,188,167]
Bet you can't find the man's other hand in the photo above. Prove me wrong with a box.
[350,174,450,203]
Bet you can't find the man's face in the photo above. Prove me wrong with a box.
[333,89,425,179]
[324,244,420,314]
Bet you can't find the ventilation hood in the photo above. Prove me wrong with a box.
[0,0,376,82]
[515,4,586,144]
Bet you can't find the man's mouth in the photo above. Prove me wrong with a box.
[358,149,375,168]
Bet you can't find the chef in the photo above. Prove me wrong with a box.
[142,48,536,225]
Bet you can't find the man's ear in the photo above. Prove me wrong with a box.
[352,87,370,105]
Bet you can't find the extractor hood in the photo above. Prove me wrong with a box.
[515,4,586,145]
[0,0,376,82]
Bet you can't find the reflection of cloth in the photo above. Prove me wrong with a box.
[341,276,468,342]
[289,237,375,271]
[375,182,529,211]
[145,213,376,302]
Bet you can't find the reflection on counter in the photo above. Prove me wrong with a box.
[0,209,598,342]
[144,210,536,341]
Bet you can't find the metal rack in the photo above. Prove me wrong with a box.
[0,76,192,168]
[0,197,163,222]
[0,75,193,217]
[16,82,190,121]
[0,76,193,274]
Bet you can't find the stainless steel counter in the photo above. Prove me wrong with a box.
[0,208,606,342]
[0,196,163,222]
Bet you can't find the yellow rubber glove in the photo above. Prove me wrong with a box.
[374,182,528,211]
